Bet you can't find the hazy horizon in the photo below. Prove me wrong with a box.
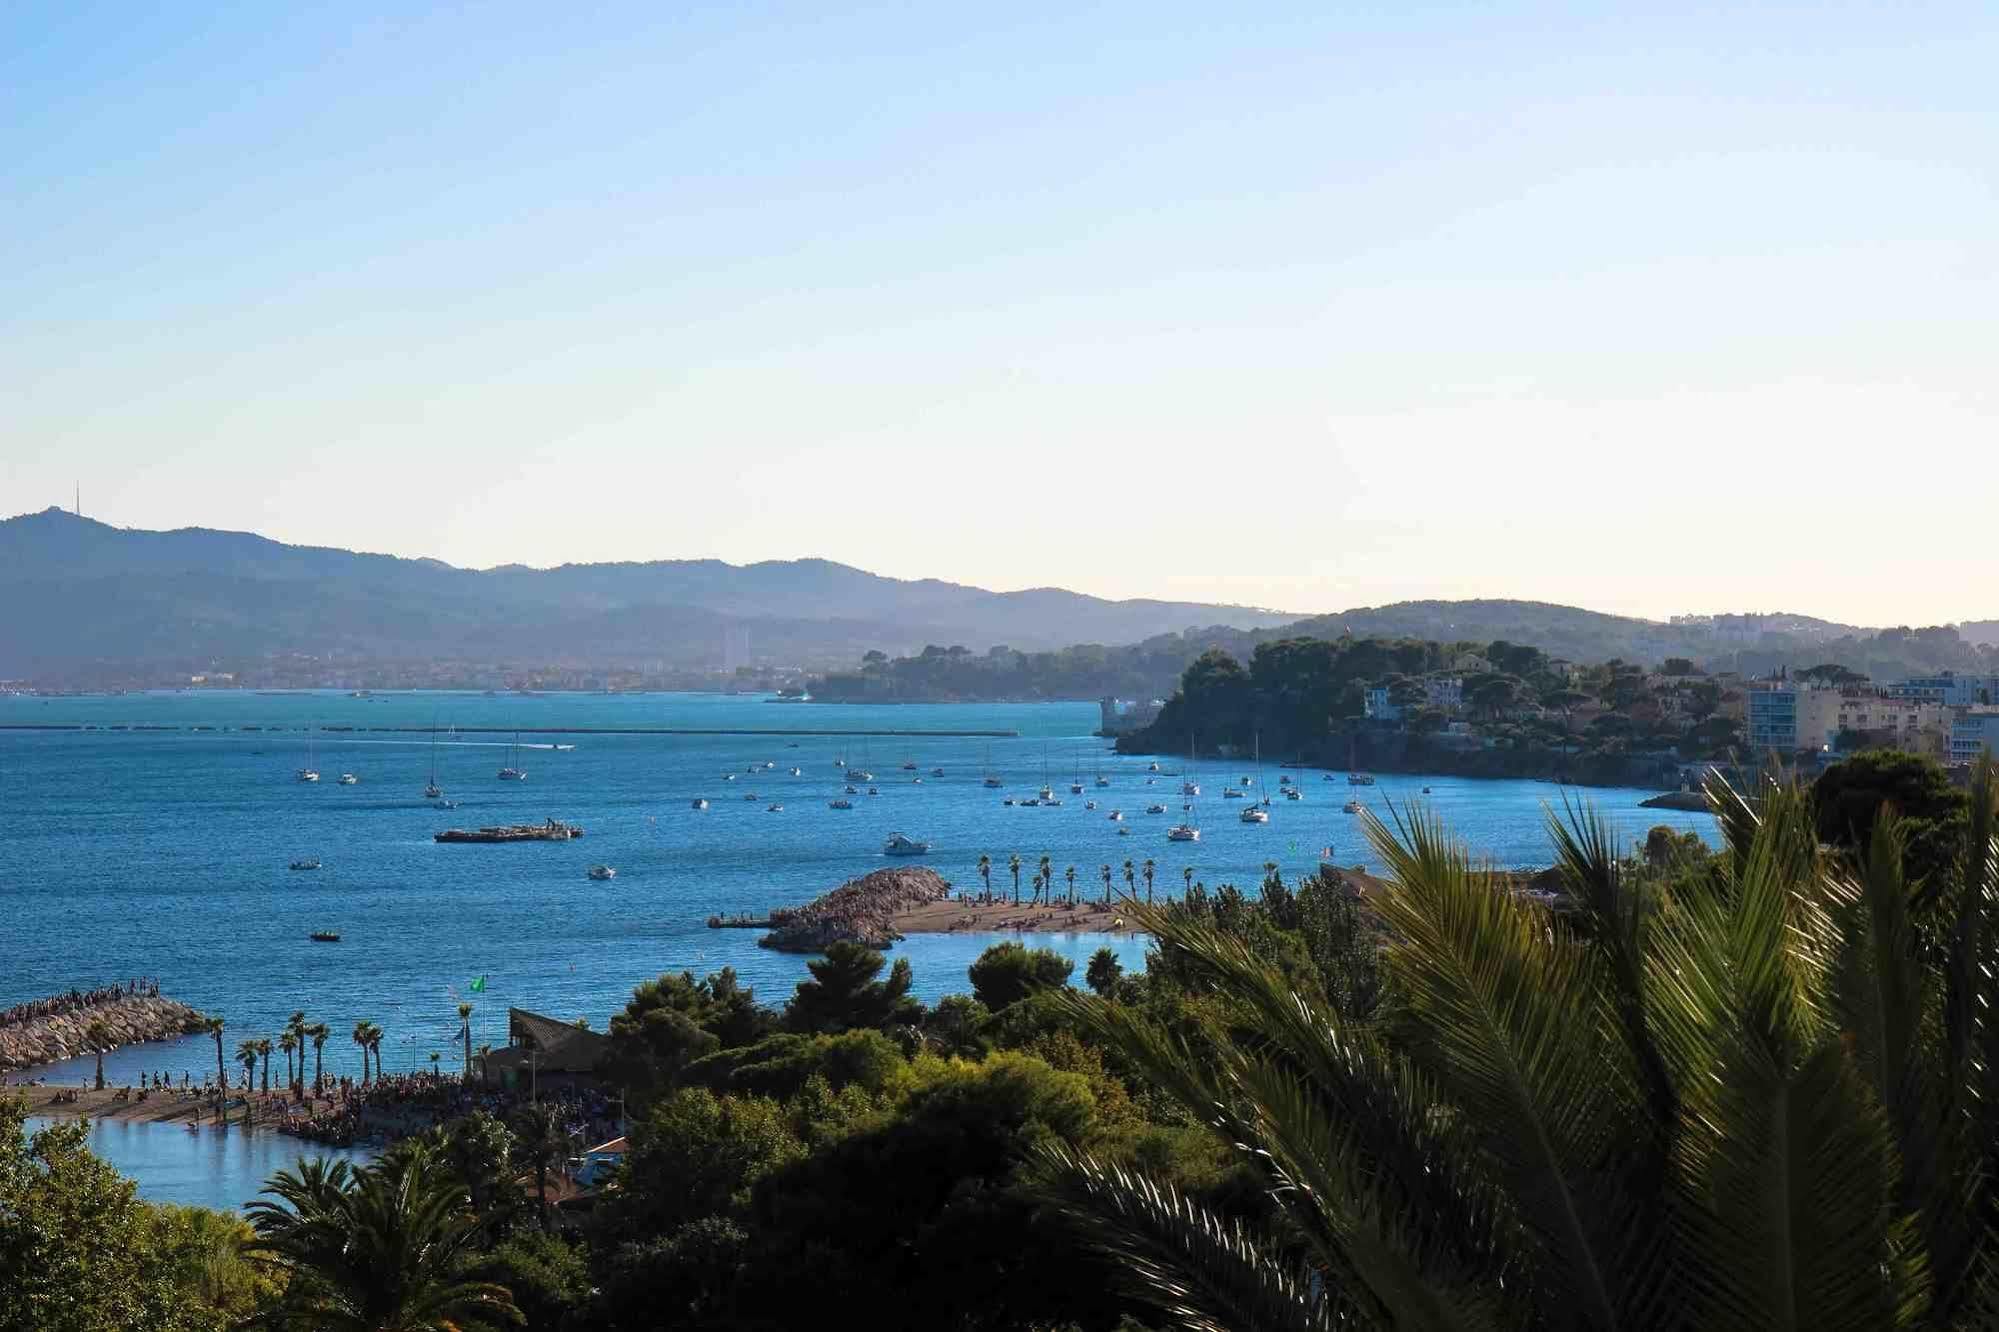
[5,4,1994,624]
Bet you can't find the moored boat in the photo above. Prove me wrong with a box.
[309,931,340,943]
[883,832,930,856]
[587,864,616,880]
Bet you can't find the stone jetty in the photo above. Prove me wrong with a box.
[760,866,952,952]
[0,993,205,1077]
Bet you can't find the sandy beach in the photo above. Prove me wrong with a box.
[890,896,1145,936]
[5,1081,335,1131]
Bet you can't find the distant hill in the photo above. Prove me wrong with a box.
[0,509,1300,677]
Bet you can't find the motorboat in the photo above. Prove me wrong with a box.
[691,798,709,810]
[1422,786,1434,794]
[911,777,923,784]
[763,761,776,770]
[744,793,760,801]
[932,767,946,777]
[1095,775,1110,788]
[829,798,854,809]
[1349,774,1376,786]
[1146,803,1167,814]
[1118,826,1131,835]
[1018,797,1041,807]
[1239,805,1269,824]
[296,767,320,783]
[1181,779,1201,796]
[1222,786,1244,799]
[1147,762,1160,772]
[1107,810,1123,821]
[1042,796,1064,806]
[588,865,616,880]
[766,803,784,812]
[338,773,358,785]
[844,784,859,795]
[289,858,322,871]
[433,799,458,810]
[902,760,919,771]
[724,773,737,782]
[1278,775,1292,786]
[1344,800,1363,813]
[1167,824,1201,842]
[789,767,803,776]
[1283,788,1302,801]
[848,769,876,783]
[1084,800,1098,810]
[309,931,341,943]
[883,832,930,856]
[867,786,880,796]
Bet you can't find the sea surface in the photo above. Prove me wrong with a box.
[23,1114,374,1214]
[1,690,1716,1102]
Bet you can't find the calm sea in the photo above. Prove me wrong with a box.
[1,690,1715,1098]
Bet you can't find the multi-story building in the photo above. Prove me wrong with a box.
[1746,681,1802,751]
[1890,673,1999,708]
[1949,709,1999,763]
[1833,694,1950,758]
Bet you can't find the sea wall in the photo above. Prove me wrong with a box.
[0,995,204,1076]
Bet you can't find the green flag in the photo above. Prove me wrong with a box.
[470,976,486,993]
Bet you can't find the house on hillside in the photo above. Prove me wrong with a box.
[482,1008,611,1089]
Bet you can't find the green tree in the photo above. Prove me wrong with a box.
[785,942,920,1035]
[277,1030,298,1094]
[1043,777,1999,1330]
[1009,852,1022,905]
[306,1022,329,1096]
[458,1003,475,1084]
[977,853,992,902]
[1142,858,1155,904]
[510,1102,565,1235]
[234,1040,257,1100]
[1814,749,1969,893]
[605,968,778,1103]
[255,1038,272,1094]
[1083,947,1123,998]
[615,1088,800,1237]
[246,1148,523,1330]
[1065,864,1077,904]
[968,941,1074,1012]
[352,1021,373,1086]
[205,1014,226,1097]
[461,1232,589,1332]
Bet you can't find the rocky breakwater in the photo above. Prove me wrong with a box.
[0,993,205,1077]
[759,866,953,953]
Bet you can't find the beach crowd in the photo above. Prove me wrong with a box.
[0,978,163,1030]
[280,1070,618,1152]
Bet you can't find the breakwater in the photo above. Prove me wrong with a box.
[759,866,952,952]
[0,992,204,1077]
[0,724,1020,736]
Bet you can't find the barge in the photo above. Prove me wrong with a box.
[434,819,585,843]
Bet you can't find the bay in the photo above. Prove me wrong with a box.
[0,690,1715,1094]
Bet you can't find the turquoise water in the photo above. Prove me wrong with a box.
[0,691,1715,1095]
[24,1114,373,1213]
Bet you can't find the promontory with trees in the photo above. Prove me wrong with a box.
[9,752,1999,1330]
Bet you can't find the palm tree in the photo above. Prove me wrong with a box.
[428,1051,441,1081]
[458,1003,474,1083]
[255,1038,272,1093]
[205,1013,226,1092]
[235,1040,258,1094]
[353,1020,373,1085]
[368,1025,385,1081]
[278,1030,298,1092]
[978,854,993,903]
[246,1148,524,1330]
[1042,773,1999,1331]
[307,1022,329,1096]
[1009,853,1022,906]
[1142,857,1155,904]
[1122,859,1136,900]
[85,1018,111,1090]
[1182,864,1193,898]
[1066,865,1078,905]
[1038,855,1053,907]
[1102,864,1113,904]
[285,1010,308,1092]
[510,1102,564,1234]
[474,1043,492,1085]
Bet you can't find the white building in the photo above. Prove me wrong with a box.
[1890,673,1999,709]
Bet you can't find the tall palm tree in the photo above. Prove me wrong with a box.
[1042,774,1999,1332]
[1142,857,1155,904]
[510,1102,564,1234]
[236,1040,259,1094]
[1122,859,1136,900]
[1009,853,1022,906]
[255,1038,272,1093]
[285,1010,308,1092]
[474,1043,492,1085]
[206,1013,226,1091]
[1066,865,1078,905]
[978,854,993,903]
[1039,855,1053,907]
[1181,864,1194,898]
[352,1021,373,1085]
[429,1051,441,1080]
[458,1003,474,1083]
[307,1022,329,1095]
[246,1147,524,1330]
[1102,864,1113,904]
[278,1030,298,1092]
[368,1025,385,1082]
[85,1018,111,1090]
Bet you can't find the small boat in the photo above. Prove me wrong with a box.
[690,798,709,810]
[1223,787,1244,799]
[296,767,319,783]
[1118,826,1131,836]
[289,858,322,871]
[1107,810,1123,821]
[763,761,776,770]
[1019,797,1041,807]
[1043,796,1064,806]
[867,785,880,796]
[1167,823,1201,842]
[789,767,802,776]
[338,773,358,786]
[1147,762,1160,772]
[1282,788,1302,801]
[1038,785,1055,802]
[1344,800,1362,814]
[1095,776,1110,789]
[829,798,854,809]
[1348,774,1376,787]
[931,767,945,777]
[883,832,930,856]
[1084,800,1098,810]
[844,784,859,795]
[1239,805,1269,824]
[433,799,458,810]
[724,773,737,782]
[1146,803,1167,814]
[309,931,341,943]
[587,865,616,880]
[1422,786,1434,794]
[747,764,760,773]
[766,803,784,813]
[424,782,443,800]
[1278,775,1292,786]
[911,777,923,785]
[982,775,1005,789]
[1070,782,1085,795]
[1003,798,1015,806]
[744,792,759,801]
[902,760,918,771]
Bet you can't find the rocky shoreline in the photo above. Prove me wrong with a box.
[759,866,953,952]
[0,995,205,1076]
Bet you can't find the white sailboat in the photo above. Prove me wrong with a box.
[497,731,526,781]
[296,734,319,783]
[424,723,444,800]
[981,743,1003,789]
[1239,733,1269,823]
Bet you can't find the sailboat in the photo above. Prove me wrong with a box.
[1069,746,1085,795]
[847,737,874,784]
[1037,749,1058,804]
[1347,735,1375,786]
[424,723,444,800]
[497,731,527,781]
[1179,736,1200,797]
[295,733,319,783]
[981,743,1003,789]
[1239,733,1269,823]
[1094,754,1110,789]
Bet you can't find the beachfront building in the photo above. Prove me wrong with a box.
[482,1007,611,1089]
[1746,680,1802,751]
[1950,710,1999,764]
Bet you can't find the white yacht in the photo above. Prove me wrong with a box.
[1283,787,1302,801]
[424,726,444,800]
[587,865,616,881]
[766,803,784,813]
[1239,805,1269,824]
[883,832,930,856]
[1167,823,1201,842]
[338,773,358,786]
[691,798,708,809]
[296,736,319,783]
[1107,809,1123,821]
[1146,803,1168,814]
[497,732,527,781]
[1222,786,1244,799]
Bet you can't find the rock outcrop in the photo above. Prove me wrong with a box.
[759,866,952,953]
[0,995,205,1076]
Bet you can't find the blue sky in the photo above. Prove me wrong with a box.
[3,2,1993,623]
